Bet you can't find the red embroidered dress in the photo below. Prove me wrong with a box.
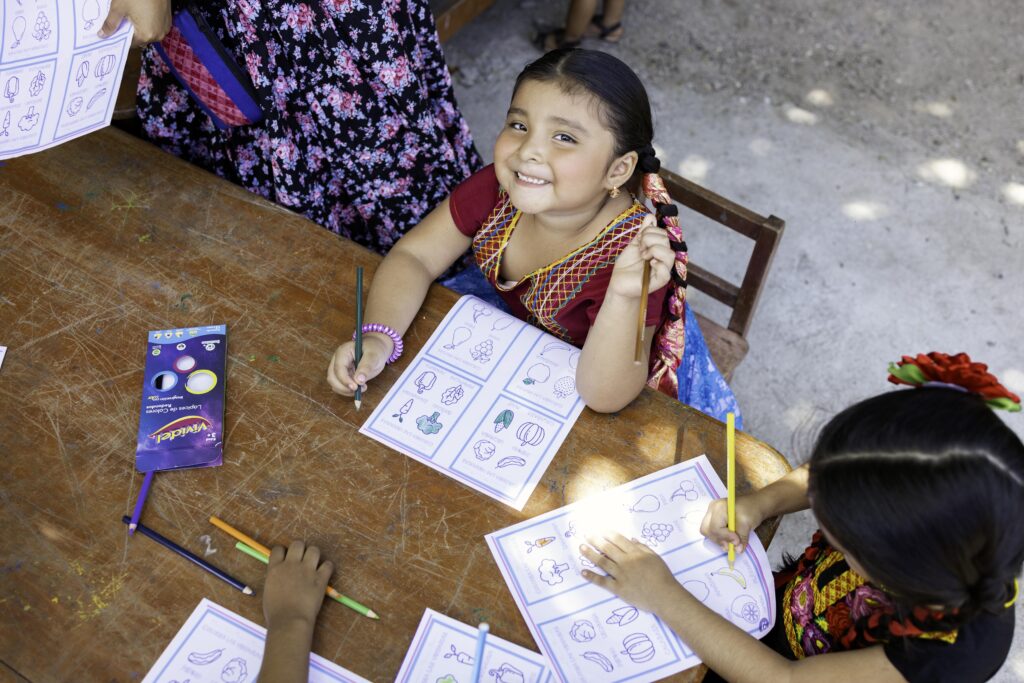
[450,165,667,347]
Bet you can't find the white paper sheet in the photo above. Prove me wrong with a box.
[396,608,556,683]
[360,295,585,510]
[485,455,776,683]
[142,598,371,683]
[0,0,132,160]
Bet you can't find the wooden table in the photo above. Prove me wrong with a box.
[0,128,790,682]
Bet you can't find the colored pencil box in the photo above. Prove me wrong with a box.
[136,325,227,472]
[154,6,263,130]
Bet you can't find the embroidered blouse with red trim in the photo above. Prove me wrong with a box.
[449,165,667,347]
[769,531,1015,682]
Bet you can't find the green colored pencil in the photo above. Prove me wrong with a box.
[233,541,379,619]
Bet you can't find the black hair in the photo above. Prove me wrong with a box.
[513,47,653,185]
[809,387,1024,617]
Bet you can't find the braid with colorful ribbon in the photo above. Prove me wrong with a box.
[638,146,688,399]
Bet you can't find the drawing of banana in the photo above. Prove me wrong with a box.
[186,648,223,665]
[582,651,614,672]
[711,567,747,589]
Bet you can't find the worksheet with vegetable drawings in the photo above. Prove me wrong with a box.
[396,608,556,683]
[0,0,132,160]
[360,295,585,510]
[485,455,776,683]
[142,598,371,683]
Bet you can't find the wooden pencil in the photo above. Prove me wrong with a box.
[354,266,364,410]
[128,469,155,534]
[634,260,651,364]
[726,412,736,570]
[122,516,253,595]
[209,516,379,619]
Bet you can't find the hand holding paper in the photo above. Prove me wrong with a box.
[100,0,171,44]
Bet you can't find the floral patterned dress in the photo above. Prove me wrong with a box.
[137,0,481,253]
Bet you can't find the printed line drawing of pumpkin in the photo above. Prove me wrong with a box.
[516,422,545,447]
[94,54,117,79]
[621,633,655,663]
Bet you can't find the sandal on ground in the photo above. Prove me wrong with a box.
[587,14,624,43]
[533,28,581,52]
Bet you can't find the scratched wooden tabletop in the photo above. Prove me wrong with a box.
[0,127,791,682]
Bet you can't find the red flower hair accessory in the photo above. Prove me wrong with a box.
[887,352,1021,412]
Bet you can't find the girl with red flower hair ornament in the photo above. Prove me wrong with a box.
[580,352,1023,682]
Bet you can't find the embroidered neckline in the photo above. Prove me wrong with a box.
[490,192,645,291]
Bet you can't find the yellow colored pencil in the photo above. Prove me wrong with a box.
[210,516,379,619]
[726,412,736,569]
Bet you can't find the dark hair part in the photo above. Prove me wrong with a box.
[809,388,1024,617]
[513,48,653,184]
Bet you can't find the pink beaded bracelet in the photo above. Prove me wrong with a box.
[354,323,404,364]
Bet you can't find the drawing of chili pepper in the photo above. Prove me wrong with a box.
[186,648,224,665]
[87,87,107,111]
[582,651,614,672]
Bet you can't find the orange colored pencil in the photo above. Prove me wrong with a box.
[208,516,379,619]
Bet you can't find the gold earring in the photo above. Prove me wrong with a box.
[609,186,620,199]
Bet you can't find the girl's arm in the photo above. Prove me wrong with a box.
[582,533,906,683]
[327,198,471,395]
[702,463,811,555]
[576,219,673,412]
[260,542,334,683]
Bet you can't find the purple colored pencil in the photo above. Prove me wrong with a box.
[128,470,155,534]
[121,516,254,595]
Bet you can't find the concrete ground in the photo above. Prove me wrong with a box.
[442,1,1024,679]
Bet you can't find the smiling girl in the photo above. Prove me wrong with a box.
[327,48,693,413]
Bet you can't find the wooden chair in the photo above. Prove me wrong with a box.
[659,169,785,380]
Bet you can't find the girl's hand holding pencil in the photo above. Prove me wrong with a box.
[326,334,392,397]
[700,496,764,557]
[607,216,674,299]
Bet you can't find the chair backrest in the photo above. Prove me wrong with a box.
[659,168,785,339]
[431,0,496,43]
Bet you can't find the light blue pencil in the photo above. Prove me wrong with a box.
[469,622,489,682]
